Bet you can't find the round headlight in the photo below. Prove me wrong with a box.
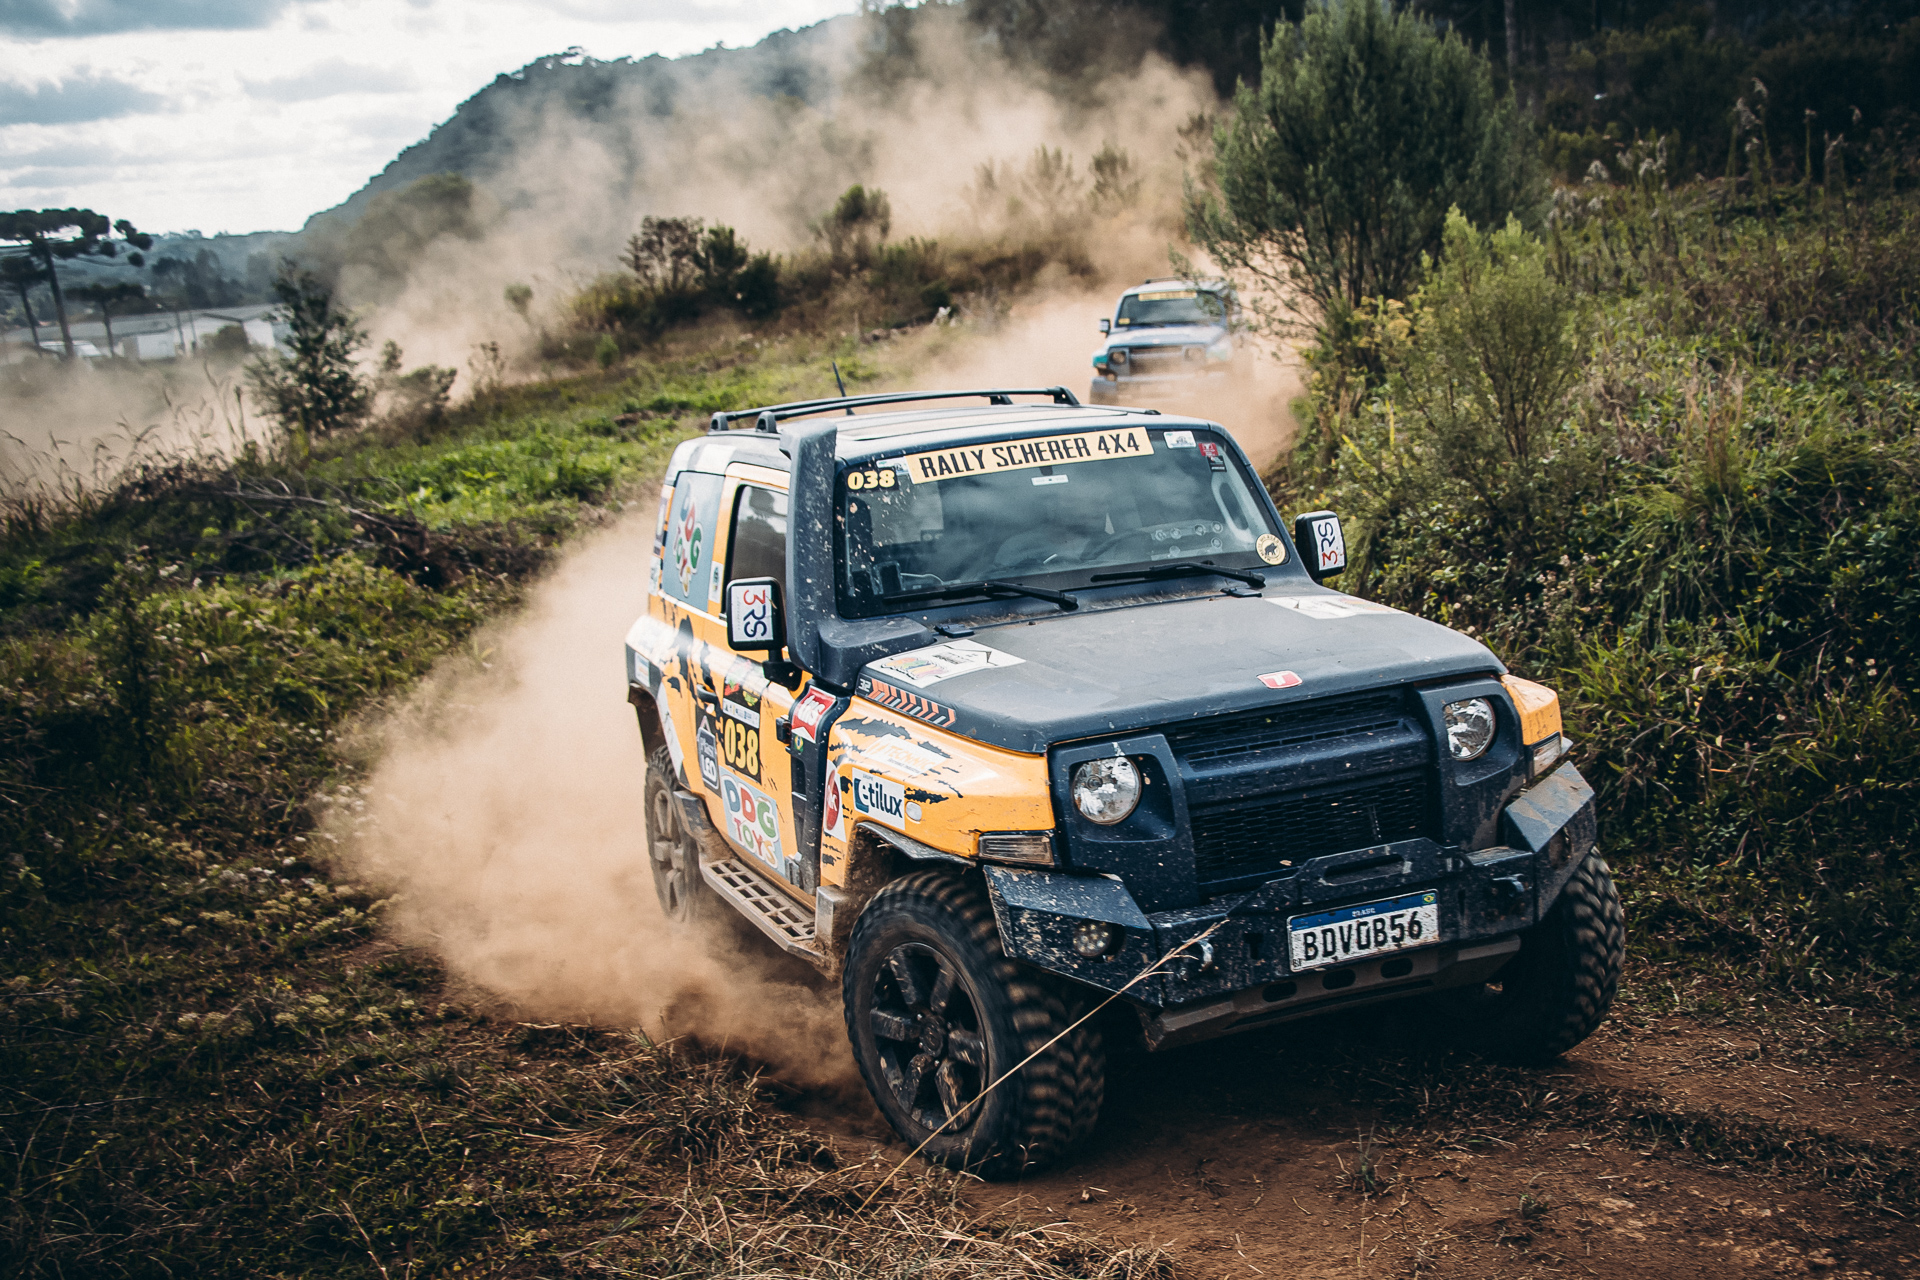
[1109,348,1128,365]
[1443,697,1497,761]
[1072,757,1141,825]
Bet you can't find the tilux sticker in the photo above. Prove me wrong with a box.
[899,428,1153,484]
[850,769,908,830]
[1258,670,1303,690]
[858,677,959,728]
[868,639,1024,690]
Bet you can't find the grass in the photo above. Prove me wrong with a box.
[7,175,1920,1272]
[4,327,1182,1278]
[1275,177,1920,1011]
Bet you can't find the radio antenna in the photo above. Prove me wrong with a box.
[831,360,855,413]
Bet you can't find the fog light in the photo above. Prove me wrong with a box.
[1530,732,1567,778]
[1443,697,1496,761]
[1072,920,1121,958]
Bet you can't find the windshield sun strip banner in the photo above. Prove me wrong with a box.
[896,427,1155,484]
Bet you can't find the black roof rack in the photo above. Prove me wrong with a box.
[707,386,1082,435]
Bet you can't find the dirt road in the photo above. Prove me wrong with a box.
[799,971,1920,1279]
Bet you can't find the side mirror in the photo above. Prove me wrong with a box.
[1098,318,1111,335]
[1293,510,1347,582]
[726,577,784,651]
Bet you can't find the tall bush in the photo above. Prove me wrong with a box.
[1188,0,1542,342]
[245,266,372,458]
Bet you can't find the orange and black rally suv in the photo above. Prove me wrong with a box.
[624,386,1623,1180]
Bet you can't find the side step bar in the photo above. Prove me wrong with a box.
[701,858,823,963]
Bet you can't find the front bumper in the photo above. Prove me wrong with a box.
[1089,369,1231,401]
[982,761,1596,1049]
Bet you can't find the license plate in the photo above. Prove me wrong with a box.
[1288,891,1440,972]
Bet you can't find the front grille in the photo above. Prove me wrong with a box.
[1162,689,1438,887]
[1123,345,1196,374]
[1191,771,1432,882]
[1165,690,1410,766]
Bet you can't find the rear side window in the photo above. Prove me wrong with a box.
[661,470,724,609]
[725,484,788,606]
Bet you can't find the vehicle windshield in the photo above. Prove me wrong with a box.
[838,424,1280,617]
[1115,288,1226,329]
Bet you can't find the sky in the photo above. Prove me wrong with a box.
[0,0,858,236]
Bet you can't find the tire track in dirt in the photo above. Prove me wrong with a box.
[791,973,1920,1278]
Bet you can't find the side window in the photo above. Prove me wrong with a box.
[725,484,789,605]
[661,470,724,609]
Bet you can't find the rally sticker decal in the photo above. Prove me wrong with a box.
[858,677,959,728]
[869,639,1024,689]
[791,687,836,742]
[1258,670,1303,690]
[1163,430,1195,448]
[821,764,845,840]
[850,769,908,830]
[719,774,784,875]
[899,428,1153,484]
[1268,596,1397,620]
[672,498,703,594]
[1256,533,1288,565]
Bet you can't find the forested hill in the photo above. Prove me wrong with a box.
[300,17,857,236]
[305,0,1918,248]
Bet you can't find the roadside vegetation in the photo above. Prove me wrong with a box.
[6,2,1920,1276]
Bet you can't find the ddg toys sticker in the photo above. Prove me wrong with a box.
[720,775,784,873]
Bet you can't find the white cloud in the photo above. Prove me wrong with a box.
[0,0,857,232]
[243,59,417,103]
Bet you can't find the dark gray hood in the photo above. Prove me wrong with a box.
[855,588,1505,754]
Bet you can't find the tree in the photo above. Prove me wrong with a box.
[623,216,702,291]
[815,185,892,266]
[1186,1,1541,347]
[0,209,150,359]
[70,280,148,357]
[1,254,49,352]
[244,265,372,458]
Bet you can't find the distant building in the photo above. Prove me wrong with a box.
[2,303,287,364]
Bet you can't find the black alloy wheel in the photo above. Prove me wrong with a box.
[868,942,990,1132]
[842,870,1104,1179]
[643,745,705,924]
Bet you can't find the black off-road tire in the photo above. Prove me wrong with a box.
[843,870,1104,1179]
[643,746,709,926]
[1440,852,1626,1064]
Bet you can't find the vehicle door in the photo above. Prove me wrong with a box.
[701,467,805,897]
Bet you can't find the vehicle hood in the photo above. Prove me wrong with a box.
[1103,322,1225,350]
[854,588,1504,754]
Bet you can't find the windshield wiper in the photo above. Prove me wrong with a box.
[1090,561,1267,590]
[881,579,1079,611]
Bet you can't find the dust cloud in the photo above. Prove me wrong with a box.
[917,285,1307,471]
[353,7,1223,373]
[329,507,858,1092]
